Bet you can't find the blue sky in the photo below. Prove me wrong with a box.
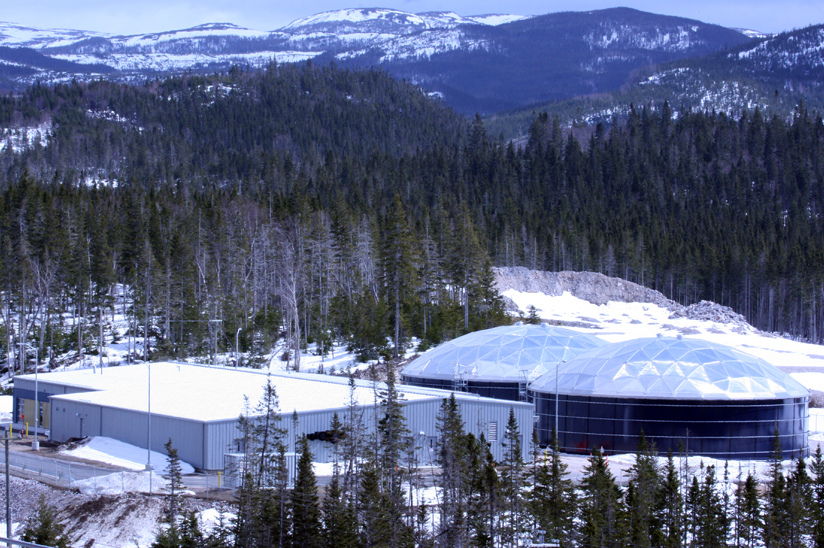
[3,0,821,35]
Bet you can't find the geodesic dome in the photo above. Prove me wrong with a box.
[528,335,810,459]
[401,323,606,401]
[528,335,810,400]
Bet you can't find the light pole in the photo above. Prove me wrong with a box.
[17,343,39,451]
[555,359,564,448]
[146,361,153,495]
[4,425,10,542]
[235,327,242,367]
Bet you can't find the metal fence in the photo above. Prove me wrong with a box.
[0,450,121,490]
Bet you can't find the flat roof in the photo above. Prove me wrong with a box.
[17,362,524,422]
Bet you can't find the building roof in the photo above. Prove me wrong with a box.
[401,324,607,383]
[528,335,811,400]
[19,363,511,422]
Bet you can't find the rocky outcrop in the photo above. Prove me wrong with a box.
[493,267,681,310]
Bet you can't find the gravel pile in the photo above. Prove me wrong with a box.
[494,267,681,310]
[668,300,753,329]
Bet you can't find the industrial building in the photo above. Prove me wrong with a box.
[401,323,606,401]
[13,362,533,471]
[528,335,811,459]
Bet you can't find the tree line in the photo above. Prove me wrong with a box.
[0,64,823,352]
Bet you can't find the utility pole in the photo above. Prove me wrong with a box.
[17,344,38,451]
[4,425,10,543]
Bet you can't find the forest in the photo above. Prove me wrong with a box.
[0,61,822,373]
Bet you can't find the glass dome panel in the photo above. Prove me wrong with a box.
[401,324,607,382]
[529,336,810,400]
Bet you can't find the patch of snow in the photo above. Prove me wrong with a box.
[62,437,195,474]
[467,14,530,26]
[0,123,52,153]
[502,288,824,375]
[54,50,319,72]
[70,470,170,495]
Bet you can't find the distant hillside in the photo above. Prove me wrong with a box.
[0,8,750,115]
[488,23,824,139]
[351,7,751,114]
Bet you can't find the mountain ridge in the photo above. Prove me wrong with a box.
[0,7,752,115]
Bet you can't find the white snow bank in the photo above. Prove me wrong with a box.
[791,372,824,392]
[62,437,195,474]
[199,508,235,534]
[0,395,12,421]
[71,470,170,495]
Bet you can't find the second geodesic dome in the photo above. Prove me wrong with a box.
[528,335,810,459]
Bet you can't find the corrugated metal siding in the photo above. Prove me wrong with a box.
[49,399,101,441]
[51,388,535,472]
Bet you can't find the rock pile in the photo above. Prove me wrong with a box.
[493,267,680,310]
[668,300,752,329]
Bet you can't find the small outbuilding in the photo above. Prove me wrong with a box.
[401,323,606,401]
[528,335,810,459]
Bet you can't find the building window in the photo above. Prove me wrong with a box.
[488,421,498,442]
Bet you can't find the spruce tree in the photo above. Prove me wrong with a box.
[375,369,414,547]
[763,430,789,548]
[378,194,419,358]
[787,455,812,548]
[737,471,762,548]
[580,446,625,548]
[436,394,468,547]
[499,408,526,548]
[163,438,184,524]
[528,429,576,547]
[20,495,73,548]
[626,431,663,548]
[811,445,824,548]
[291,436,322,548]
[660,451,684,548]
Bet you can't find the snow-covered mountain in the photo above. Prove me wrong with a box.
[491,22,824,134]
[0,7,751,114]
[0,8,524,77]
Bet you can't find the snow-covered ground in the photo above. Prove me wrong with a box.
[503,289,824,372]
[61,437,195,475]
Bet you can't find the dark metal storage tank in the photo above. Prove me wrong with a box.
[528,335,810,459]
[401,324,607,401]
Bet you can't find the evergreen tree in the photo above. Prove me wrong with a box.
[737,471,762,548]
[692,463,727,548]
[499,408,526,548]
[763,430,789,548]
[322,472,358,548]
[626,431,663,548]
[580,446,625,548]
[528,429,576,547]
[374,369,414,547]
[291,436,322,548]
[810,445,824,548]
[465,432,499,548]
[435,394,469,547]
[163,438,184,524]
[660,451,684,548]
[20,495,73,548]
[787,455,812,548]
[378,194,419,359]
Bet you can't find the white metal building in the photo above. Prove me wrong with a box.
[13,362,534,471]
